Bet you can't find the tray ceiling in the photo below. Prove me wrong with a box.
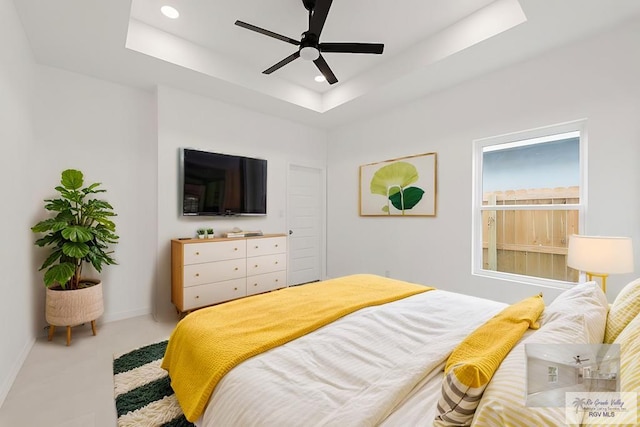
[13,0,640,128]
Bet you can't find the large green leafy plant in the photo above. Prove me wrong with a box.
[32,169,119,290]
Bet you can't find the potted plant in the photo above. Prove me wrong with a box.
[197,228,206,239]
[31,169,118,345]
[206,228,214,238]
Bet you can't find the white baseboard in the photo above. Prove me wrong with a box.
[0,337,35,409]
[101,307,152,323]
[36,307,154,337]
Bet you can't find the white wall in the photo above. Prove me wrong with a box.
[32,67,158,324]
[155,86,327,319]
[327,19,640,304]
[527,358,577,394]
[0,0,38,407]
[1,3,158,402]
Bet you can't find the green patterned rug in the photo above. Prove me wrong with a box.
[113,340,194,427]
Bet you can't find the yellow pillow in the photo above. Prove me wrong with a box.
[599,313,640,427]
[605,277,640,343]
[615,313,640,392]
[434,294,544,426]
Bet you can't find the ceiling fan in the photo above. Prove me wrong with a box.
[235,0,384,85]
[572,355,590,365]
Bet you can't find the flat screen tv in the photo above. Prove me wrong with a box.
[181,148,267,216]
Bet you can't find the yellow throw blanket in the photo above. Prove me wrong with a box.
[161,274,433,422]
[444,293,544,386]
[435,294,545,426]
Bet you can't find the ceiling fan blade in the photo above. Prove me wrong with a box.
[308,0,333,36]
[320,42,384,54]
[235,20,300,46]
[313,54,338,84]
[263,51,301,74]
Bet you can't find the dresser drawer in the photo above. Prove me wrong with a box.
[246,237,286,257]
[183,240,246,265]
[247,253,286,276]
[183,259,246,287]
[246,271,287,296]
[183,278,246,310]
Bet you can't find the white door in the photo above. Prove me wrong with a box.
[287,165,324,285]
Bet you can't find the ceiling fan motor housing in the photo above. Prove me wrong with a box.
[302,0,317,12]
[301,32,319,48]
[299,32,320,60]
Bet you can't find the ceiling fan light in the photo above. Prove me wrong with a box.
[161,5,180,19]
[300,46,320,61]
[314,75,326,83]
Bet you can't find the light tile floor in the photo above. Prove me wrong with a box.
[0,315,177,427]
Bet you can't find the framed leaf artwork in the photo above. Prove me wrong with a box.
[359,152,437,216]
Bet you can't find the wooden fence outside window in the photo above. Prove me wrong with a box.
[482,187,580,282]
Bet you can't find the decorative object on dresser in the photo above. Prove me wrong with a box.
[225,229,263,238]
[171,234,287,313]
[196,228,206,239]
[31,169,119,346]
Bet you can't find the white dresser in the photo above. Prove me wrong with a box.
[171,234,287,313]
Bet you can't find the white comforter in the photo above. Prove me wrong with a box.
[197,289,506,427]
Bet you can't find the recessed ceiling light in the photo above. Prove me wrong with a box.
[161,5,180,19]
[314,75,326,83]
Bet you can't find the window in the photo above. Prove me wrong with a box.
[472,120,586,287]
[548,366,558,383]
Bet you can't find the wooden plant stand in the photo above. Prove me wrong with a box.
[47,320,98,346]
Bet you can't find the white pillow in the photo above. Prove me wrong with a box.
[541,281,608,343]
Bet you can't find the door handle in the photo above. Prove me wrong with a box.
[289,230,293,235]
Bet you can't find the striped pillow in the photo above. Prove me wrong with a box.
[434,295,544,426]
[604,277,640,343]
[472,313,589,427]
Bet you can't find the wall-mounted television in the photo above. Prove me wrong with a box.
[180,148,267,216]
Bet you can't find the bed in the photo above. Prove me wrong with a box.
[161,274,640,427]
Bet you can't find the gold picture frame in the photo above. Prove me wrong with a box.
[359,152,437,216]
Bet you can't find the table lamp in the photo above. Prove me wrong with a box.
[567,235,634,293]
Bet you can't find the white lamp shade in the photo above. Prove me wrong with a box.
[567,235,634,274]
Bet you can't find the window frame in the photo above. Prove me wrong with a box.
[471,119,587,289]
